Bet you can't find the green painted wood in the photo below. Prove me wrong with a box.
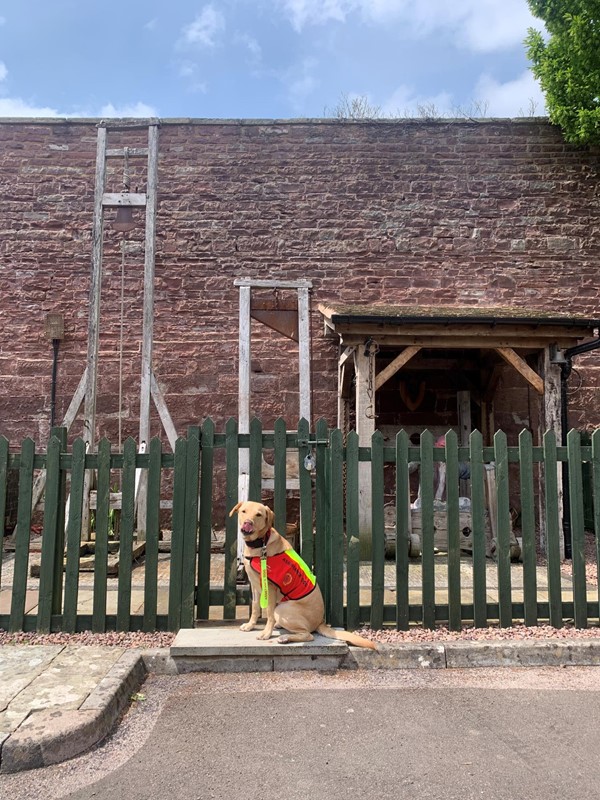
[567,430,587,628]
[37,435,62,632]
[92,438,111,633]
[143,437,163,631]
[224,418,239,619]
[329,428,344,628]
[370,430,385,630]
[469,431,487,628]
[420,430,435,629]
[273,418,287,532]
[0,436,8,595]
[345,430,360,632]
[315,418,329,614]
[49,427,67,617]
[10,439,35,632]
[181,429,200,629]
[395,430,410,631]
[297,418,314,567]
[494,431,512,627]
[518,429,538,626]
[543,431,563,628]
[592,430,600,617]
[63,438,86,632]
[116,437,136,632]
[168,437,187,631]
[197,418,215,621]
[445,430,461,631]
[248,417,262,501]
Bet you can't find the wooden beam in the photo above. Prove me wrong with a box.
[495,347,544,395]
[374,345,421,391]
[339,346,354,367]
[234,278,312,289]
[102,192,147,207]
[150,372,177,452]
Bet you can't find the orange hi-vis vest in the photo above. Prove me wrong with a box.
[247,550,317,601]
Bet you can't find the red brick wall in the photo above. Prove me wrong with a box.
[1,118,599,448]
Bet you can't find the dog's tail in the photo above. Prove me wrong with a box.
[317,623,378,650]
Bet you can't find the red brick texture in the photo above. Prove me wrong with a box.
[0,118,599,447]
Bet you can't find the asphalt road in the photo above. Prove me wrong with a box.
[3,668,600,800]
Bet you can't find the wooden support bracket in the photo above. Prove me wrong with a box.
[495,347,544,395]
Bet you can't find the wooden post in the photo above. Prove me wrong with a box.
[298,286,311,424]
[136,123,159,541]
[539,346,564,556]
[457,390,471,497]
[355,346,375,557]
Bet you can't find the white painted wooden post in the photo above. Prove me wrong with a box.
[298,286,311,424]
[355,346,375,557]
[237,285,251,562]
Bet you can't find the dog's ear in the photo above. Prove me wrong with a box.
[229,501,243,518]
[264,505,274,529]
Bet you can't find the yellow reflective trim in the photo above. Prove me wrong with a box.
[285,549,316,584]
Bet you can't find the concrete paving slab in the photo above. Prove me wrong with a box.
[171,627,348,657]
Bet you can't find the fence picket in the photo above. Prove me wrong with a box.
[469,431,487,628]
[519,430,537,626]
[0,436,8,596]
[168,437,187,631]
[143,437,162,631]
[329,428,344,628]
[297,418,313,568]
[315,419,329,613]
[116,437,136,632]
[592,430,600,617]
[273,418,287,532]
[181,429,200,629]
[543,431,563,628]
[369,430,385,629]
[63,437,86,632]
[224,418,239,619]
[9,438,35,632]
[494,431,512,627]
[346,431,360,631]
[395,430,410,631]
[567,430,587,628]
[92,438,111,633]
[420,430,435,628]
[37,435,62,632]
[248,418,262,502]
[445,430,461,631]
[197,418,215,620]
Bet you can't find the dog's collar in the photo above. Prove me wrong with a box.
[243,528,271,551]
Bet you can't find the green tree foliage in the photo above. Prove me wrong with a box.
[526,1,600,145]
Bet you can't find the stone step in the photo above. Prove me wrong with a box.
[170,627,349,673]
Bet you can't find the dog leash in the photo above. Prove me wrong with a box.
[260,543,269,609]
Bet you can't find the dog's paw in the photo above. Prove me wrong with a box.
[256,631,273,640]
[240,622,255,632]
[277,634,291,644]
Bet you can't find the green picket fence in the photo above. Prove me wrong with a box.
[1,421,599,633]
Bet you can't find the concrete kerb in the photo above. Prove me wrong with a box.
[0,651,147,774]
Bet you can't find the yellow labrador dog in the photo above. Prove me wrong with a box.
[230,501,377,650]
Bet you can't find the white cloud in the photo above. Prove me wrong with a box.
[381,85,454,117]
[275,0,349,31]
[0,61,7,82]
[474,70,547,117]
[181,5,225,48]
[275,0,539,52]
[98,102,158,118]
[235,32,262,65]
[283,57,320,111]
[0,97,60,117]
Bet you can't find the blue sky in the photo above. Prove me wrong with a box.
[0,1,547,119]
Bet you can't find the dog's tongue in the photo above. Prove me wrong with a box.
[241,521,254,534]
